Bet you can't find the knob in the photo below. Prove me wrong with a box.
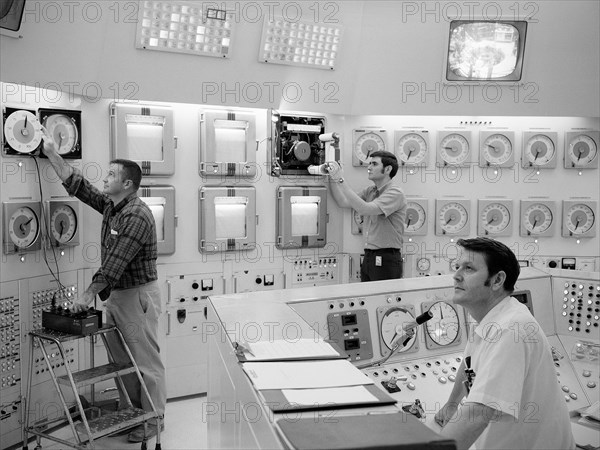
[407,382,416,390]
[582,370,592,377]
[569,393,578,400]
[587,381,597,388]
[438,376,447,384]
[561,386,570,393]
[448,374,456,382]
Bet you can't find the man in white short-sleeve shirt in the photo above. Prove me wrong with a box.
[435,237,575,450]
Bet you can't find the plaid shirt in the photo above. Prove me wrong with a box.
[63,169,157,299]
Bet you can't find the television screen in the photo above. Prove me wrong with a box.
[445,20,527,82]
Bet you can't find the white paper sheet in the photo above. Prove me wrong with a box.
[242,360,373,390]
[243,339,340,361]
[126,123,163,161]
[282,385,379,406]
[291,202,318,236]
[215,203,246,238]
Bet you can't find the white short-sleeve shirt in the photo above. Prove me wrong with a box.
[463,296,575,450]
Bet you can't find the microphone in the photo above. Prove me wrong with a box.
[402,310,434,332]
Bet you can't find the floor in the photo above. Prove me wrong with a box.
[35,395,208,450]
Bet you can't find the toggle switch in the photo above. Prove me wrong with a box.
[177,309,186,323]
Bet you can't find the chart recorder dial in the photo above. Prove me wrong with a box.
[522,132,557,168]
[520,201,556,237]
[3,201,43,254]
[437,132,471,167]
[39,109,82,159]
[47,200,80,247]
[562,201,597,238]
[352,129,387,166]
[2,108,43,155]
[422,300,462,349]
[396,131,428,166]
[477,200,513,237]
[479,132,514,167]
[405,200,428,236]
[564,132,599,169]
[378,305,420,357]
[436,200,470,236]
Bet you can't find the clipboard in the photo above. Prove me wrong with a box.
[261,384,396,412]
[234,339,348,362]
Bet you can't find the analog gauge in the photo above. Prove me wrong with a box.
[50,204,78,245]
[522,203,554,236]
[405,201,427,234]
[438,133,470,166]
[417,257,431,271]
[396,132,428,165]
[3,109,42,154]
[424,301,461,347]
[353,131,386,165]
[8,206,40,249]
[380,307,417,353]
[564,203,595,236]
[523,133,556,167]
[565,134,598,168]
[479,202,511,236]
[437,201,469,235]
[41,113,79,155]
[480,133,513,166]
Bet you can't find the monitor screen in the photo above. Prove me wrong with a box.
[445,20,527,82]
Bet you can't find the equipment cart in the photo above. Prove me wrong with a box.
[22,326,162,450]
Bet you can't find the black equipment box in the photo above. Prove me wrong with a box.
[42,308,103,336]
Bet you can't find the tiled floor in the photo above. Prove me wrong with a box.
[35,395,208,449]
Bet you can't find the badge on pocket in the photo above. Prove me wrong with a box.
[375,256,382,266]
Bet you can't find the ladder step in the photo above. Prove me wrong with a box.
[74,407,156,439]
[57,363,136,386]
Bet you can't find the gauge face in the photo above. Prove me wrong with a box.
[417,257,431,271]
[405,201,427,233]
[354,132,386,163]
[566,134,598,168]
[438,133,469,165]
[424,301,460,347]
[523,203,554,235]
[380,307,416,352]
[397,133,428,165]
[565,204,595,235]
[8,206,39,248]
[438,202,469,235]
[481,133,513,165]
[480,202,511,235]
[524,134,556,167]
[3,110,42,154]
[43,114,79,155]
[51,204,78,244]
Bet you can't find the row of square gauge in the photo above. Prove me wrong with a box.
[352,198,597,240]
[352,129,599,171]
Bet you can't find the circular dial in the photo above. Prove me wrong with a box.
[380,307,416,352]
[417,257,431,271]
[50,204,78,244]
[481,133,513,165]
[565,204,595,235]
[397,133,428,164]
[566,134,598,167]
[3,110,42,154]
[438,202,469,234]
[42,114,79,155]
[524,134,555,167]
[523,203,553,235]
[353,210,364,232]
[424,301,460,347]
[439,133,469,165]
[405,201,427,233]
[8,206,40,249]
[354,132,385,163]
[480,202,511,235]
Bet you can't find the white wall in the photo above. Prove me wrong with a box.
[1,1,598,116]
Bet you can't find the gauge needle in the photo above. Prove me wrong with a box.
[443,146,454,151]
[532,217,538,229]
[58,133,64,148]
[19,217,33,233]
[577,150,583,162]
[534,149,540,160]
[59,220,65,237]
[407,149,413,159]
[574,218,580,230]
[21,115,29,136]
[445,214,455,225]
[487,144,497,151]
[487,215,496,225]
[406,215,413,227]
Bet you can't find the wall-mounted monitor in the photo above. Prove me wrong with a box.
[444,20,527,82]
[276,186,327,249]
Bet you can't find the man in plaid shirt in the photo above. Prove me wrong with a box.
[42,129,166,443]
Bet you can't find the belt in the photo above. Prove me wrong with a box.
[364,248,400,254]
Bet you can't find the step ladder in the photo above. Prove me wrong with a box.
[22,326,162,450]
